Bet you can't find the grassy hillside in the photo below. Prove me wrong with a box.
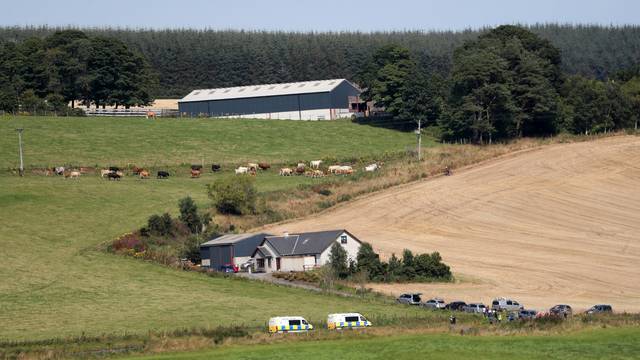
[0,116,421,169]
[128,327,640,360]
[0,117,432,341]
[0,174,447,341]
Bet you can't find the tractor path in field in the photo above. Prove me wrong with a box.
[265,136,640,312]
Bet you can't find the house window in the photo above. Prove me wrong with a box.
[340,235,347,244]
[267,258,272,268]
[257,259,265,268]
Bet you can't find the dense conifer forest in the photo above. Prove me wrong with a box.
[1,24,639,97]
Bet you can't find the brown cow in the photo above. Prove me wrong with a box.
[191,169,201,178]
[258,162,271,170]
[139,170,150,179]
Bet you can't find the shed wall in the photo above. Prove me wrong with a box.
[208,245,233,269]
[179,92,332,118]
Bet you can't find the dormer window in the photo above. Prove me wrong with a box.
[340,235,347,244]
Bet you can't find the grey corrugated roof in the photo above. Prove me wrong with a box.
[180,79,356,103]
[264,230,346,257]
[200,233,271,247]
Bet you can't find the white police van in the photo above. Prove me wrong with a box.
[268,316,314,333]
[327,313,372,330]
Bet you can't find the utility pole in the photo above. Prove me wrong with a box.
[415,119,422,161]
[16,128,24,177]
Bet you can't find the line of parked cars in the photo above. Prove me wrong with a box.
[396,293,613,318]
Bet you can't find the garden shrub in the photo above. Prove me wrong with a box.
[207,176,257,215]
[147,213,174,236]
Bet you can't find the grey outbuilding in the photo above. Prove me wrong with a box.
[178,79,362,120]
[200,232,272,271]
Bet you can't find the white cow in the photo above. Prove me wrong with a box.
[247,163,259,171]
[235,166,249,175]
[100,169,112,177]
[279,168,293,176]
[68,171,81,179]
[310,160,322,168]
[365,164,379,172]
[327,165,341,174]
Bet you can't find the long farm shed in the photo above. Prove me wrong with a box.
[178,79,361,120]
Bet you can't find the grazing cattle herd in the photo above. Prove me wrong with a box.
[38,160,385,181]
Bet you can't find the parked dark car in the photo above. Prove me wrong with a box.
[518,309,538,320]
[397,293,422,305]
[586,304,612,314]
[445,301,467,311]
[549,304,573,317]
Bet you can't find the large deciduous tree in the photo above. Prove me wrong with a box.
[443,26,562,142]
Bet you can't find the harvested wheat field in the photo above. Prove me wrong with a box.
[266,136,640,312]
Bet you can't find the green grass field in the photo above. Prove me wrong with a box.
[0,117,431,341]
[128,327,640,360]
[0,116,420,168]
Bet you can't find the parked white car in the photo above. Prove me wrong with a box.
[327,313,372,330]
[268,316,313,333]
[491,297,524,312]
[397,293,422,305]
[422,298,446,309]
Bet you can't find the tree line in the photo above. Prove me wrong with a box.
[359,26,640,141]
[0,29,156,113]
[1,24,639,98]
[329,242,452,283]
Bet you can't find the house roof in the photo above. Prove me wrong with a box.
[255,246,273,258]
[179,79,356,103]
[263,229,356,257]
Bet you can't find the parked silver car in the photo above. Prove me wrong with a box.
[586,304,612,314]
[491,297,523,312]
[464,303,487,313]
[397,293,422,305]
[422,298,446,309]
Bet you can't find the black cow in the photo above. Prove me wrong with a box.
[191,164,203,170]
[211,164,221,172]
[109,166,120,172]
[107,172,121,181]
[157,171,170,179]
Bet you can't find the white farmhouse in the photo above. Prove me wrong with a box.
[251,229,362,273]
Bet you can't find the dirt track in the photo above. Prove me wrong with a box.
[267,136,640,312]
